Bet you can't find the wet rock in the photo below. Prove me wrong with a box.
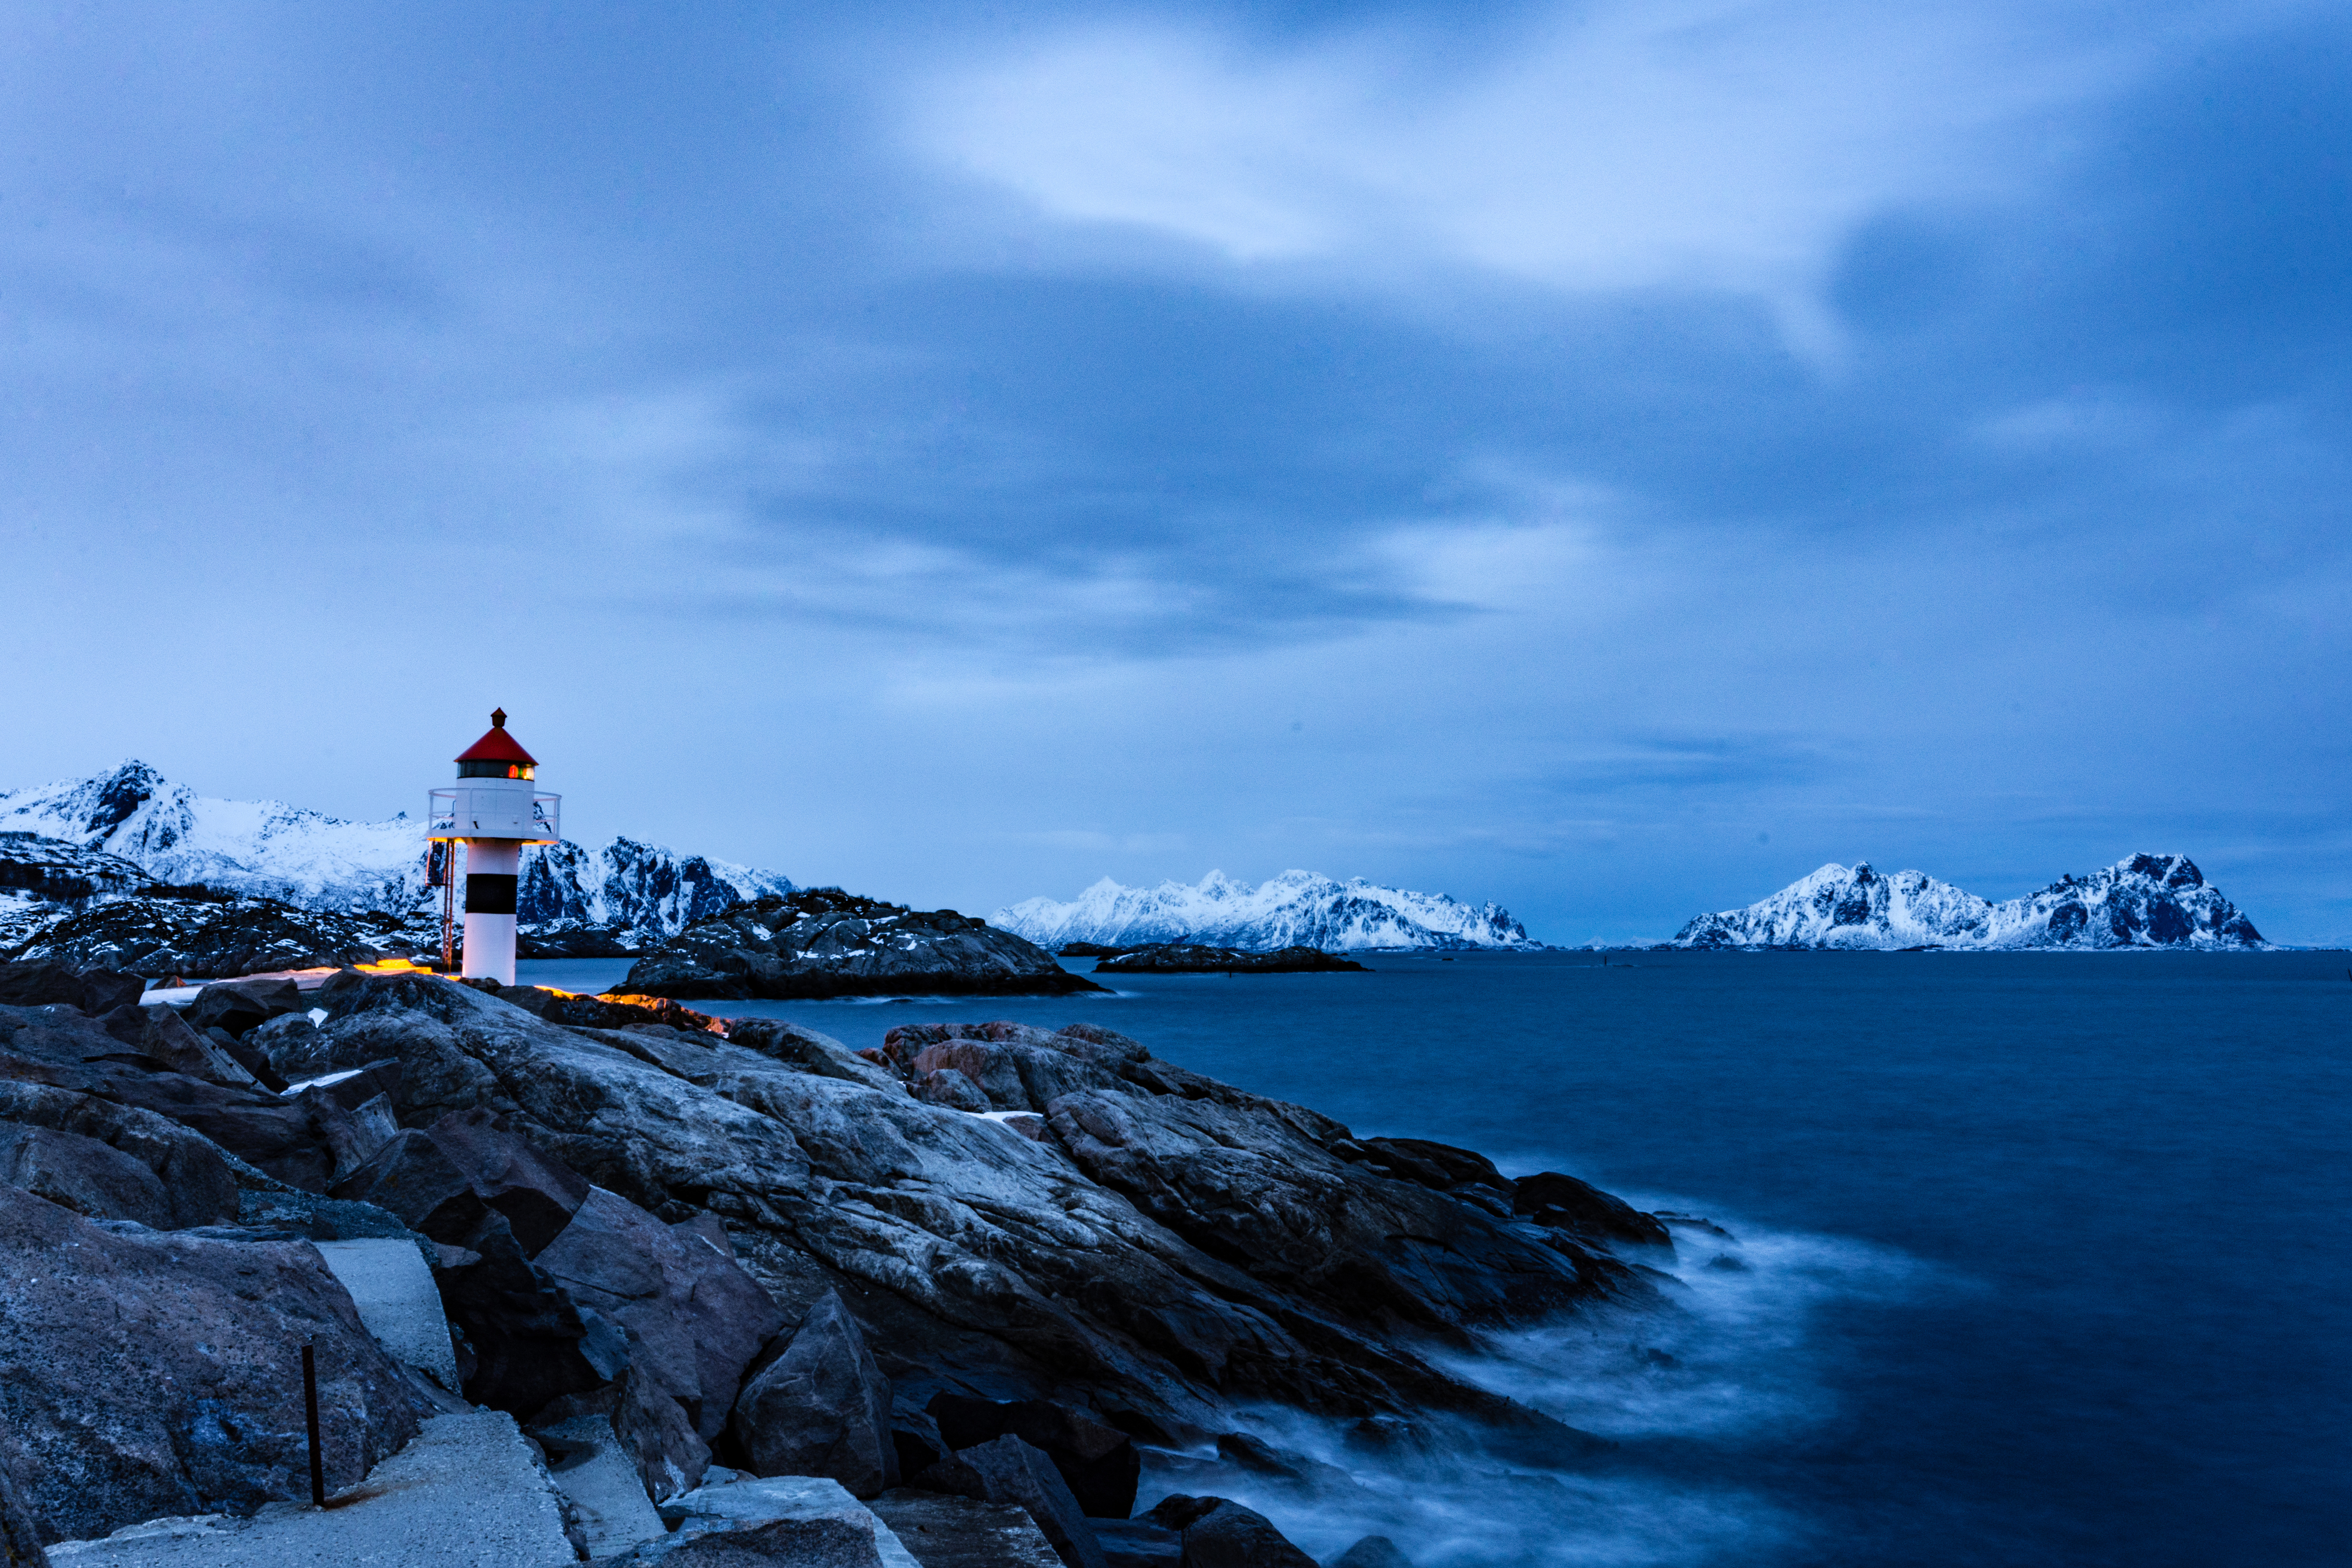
[0,1183,432,1546]
[1327,1536,1416,1568]
[1094,945,1367,974]
[0,1123,173,1228]
[1340,1138,1512,1198]
[618,890,1107,1001]
[1139,1496,1316,1568]
[914,1435,1104,1568]
[927,1395,1139,1519]
[733,1289,897,1497]
[1091,1519,1181,1568]
[536,1186,782,1439]
[869,1489,1062,1568]
[0,1080,239,1228]
[0,959,143,1016]
[1511,1171,1673,1253]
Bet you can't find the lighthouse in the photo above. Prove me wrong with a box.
[426,710,561,986]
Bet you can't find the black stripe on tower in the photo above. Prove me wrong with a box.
[465,874,520,915]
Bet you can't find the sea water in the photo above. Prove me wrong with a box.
[518,949,2352,1567]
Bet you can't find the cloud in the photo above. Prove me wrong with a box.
[908,2,2177,352]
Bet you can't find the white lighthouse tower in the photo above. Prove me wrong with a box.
[425,709,560,986]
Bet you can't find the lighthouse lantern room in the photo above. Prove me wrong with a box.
[427,709,560,985]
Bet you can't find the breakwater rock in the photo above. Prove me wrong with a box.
[1093,944,1367,975]
[618,889,1106,1000]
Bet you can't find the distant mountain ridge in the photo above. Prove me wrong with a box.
[0,761,795,946]
[1671,854,2263,950]
[994,869,1540,952]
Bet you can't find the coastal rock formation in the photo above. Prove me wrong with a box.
[618,890,1106,1000]
[996,870,1538,953]
[1093,944,1368,975]
[2,891,419,977]
[0,762,794,952]
[1671,854,2265,950]
[0,963,1673,1549]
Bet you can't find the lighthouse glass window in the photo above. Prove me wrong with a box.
[458,761,535,780]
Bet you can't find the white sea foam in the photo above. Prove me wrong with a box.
[1136,1212,1929,1567]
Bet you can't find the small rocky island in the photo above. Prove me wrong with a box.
[1092,943,1368,974]
[616,888,1107,1000]
[0,953,1681,1565]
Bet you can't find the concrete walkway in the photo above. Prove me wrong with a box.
[314,1239,460,1390]
[49,1412,575,1567]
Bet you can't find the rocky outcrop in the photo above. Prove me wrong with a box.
[1671,853,2265,950]
[269,981,1659,1466]
[3,893,418,978]
[618,889,1107,1001]
[1092,944,1367,974]
[0,961,1675,1551]
[0,1184,435,1546]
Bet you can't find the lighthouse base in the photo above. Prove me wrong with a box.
[460,839,522,987]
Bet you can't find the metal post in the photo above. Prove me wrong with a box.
[302,1342,325,1506]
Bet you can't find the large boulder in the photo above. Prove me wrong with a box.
[0,1080,239,1228]
[0,1003,339,1189]
[185,977,308,1038]
[914,1436,1104,1568]
[1139,1496,1317,1568]
[536,1187,783,1439]
[617,890,1107,1001]
[0,1184,432,1545]
[732,1289,896,1497]
[868,1489,1062,1567]
[927,1395,1138,1519]
[0,1124,174,1229]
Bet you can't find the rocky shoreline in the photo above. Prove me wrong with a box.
[0,954,1683,1565]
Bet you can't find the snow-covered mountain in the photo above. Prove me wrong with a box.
[1671,854,2264,950]
[0,761,794,945]
[994,869,1540,952]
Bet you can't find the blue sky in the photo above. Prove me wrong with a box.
[3,1,2346,942]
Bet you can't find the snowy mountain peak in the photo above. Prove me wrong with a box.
[994,869,1539,951]
[0,762,794,945]
[1672,854,2262,950]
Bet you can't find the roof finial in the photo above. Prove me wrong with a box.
[491,707,507,728]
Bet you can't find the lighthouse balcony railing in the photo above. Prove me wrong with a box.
[531,793,562,843]
[426,790,460,842]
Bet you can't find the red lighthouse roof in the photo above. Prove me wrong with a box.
[454,708,538,766]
